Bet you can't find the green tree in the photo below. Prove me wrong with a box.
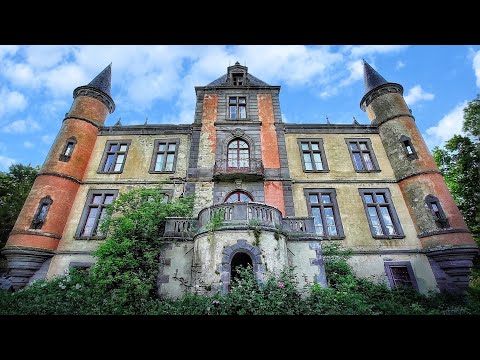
[432,97,480,242]
[0,164,39,249]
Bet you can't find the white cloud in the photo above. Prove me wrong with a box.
[0,155,16,170]
[0,87,27,117]
[395,60,405,70]
[2,119,41,133]
[349,45,409,58]
[23,141,34,148]
[41,134,55,145]
[473,50,480,88]
[425,101,467,149]
[404,85,435,106]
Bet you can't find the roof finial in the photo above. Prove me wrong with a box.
[114,117,122,126]
[352,116,360,125]
[326,115,330,124]
[235,61,240,65]
[144,117,148,125]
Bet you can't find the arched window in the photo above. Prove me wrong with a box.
[225,191,253,203]
[31,196,53,230]
[227,139,249,169]
[425,195,449,228]
[59,137,77,162]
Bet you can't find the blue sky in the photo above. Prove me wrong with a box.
[0,45,479,171]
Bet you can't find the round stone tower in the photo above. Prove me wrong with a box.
[2,64,115,289]
[360,60,478,293]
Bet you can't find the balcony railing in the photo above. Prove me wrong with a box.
[164,202,318,240]
[213,158,264,180]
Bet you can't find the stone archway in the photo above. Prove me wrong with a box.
[230,252,253,284]
[220,239,264,293]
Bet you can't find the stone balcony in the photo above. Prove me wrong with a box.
[163,202,318,240]
[213,159,264,181]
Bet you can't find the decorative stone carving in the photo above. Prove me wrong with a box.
[231,128,245,137]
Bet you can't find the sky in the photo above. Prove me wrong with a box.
[0,45,479,171]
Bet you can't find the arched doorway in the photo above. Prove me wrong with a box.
[230,252,253,284]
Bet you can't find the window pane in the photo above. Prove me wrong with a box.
[104,195,114,204]
[359,143,368,151]
[229,141,238,149]
[96,208,107,236]
[238,141,248,149]
[406,145,413,155]
[229,98,237,104]
[324,207,338,236]
[239,106,246,119]
[363,153,374,170]
[92,195,103,204]
[301,142,309,150]
[103,154,115,172]
[229,106,237,119]
[109,144,118,151]
[65,143,74,156]
[368,207,383,235]
[375,194,386,203]
[350,143,358,150]
[168,144,176,151]
[313,153,323,170]
[380,206,396,235]
[364,194,374,203]
[119,145,128,152]
[303,154,313,170]
[165,154,175,171]
[353,153,364,170]
[311,207,324,235]
[155,154,165,171]
[228,158,238,168]
[321,195,331,203]
[82,208,98,236]
[311,143,319,151]
[431,203,439,212]
[158,143,167,151]
[309,194,319,204]
[238,97,246,104]
[239,193,250,202]
[38,204,49,220]
[114,154,124,172]
[391,267,412,287]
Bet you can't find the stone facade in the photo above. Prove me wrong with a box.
[2,61,477,295]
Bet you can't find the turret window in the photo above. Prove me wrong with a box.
[425,195,449,228]
[59,137,77,162]
[228,97,247,119]
[346,138,380,172]
[31,196,53,230]
[400,135,418,160]
[98,140,131,174]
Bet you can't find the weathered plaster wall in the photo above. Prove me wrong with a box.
[347,253,438,294]
[157,242,194,299]
[84,134,190,181]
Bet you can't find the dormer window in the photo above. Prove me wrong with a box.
[232,73,244,86]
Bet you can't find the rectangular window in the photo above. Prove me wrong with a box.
[228,96,247,119]
[75,189,118,240]
[305,188,344,238]
[345,138,380,172]
[359,188,404,239]
[59,137,77,162]
[149,139,180,173]
[384,261,418,290]
[298,139,329,172]
[98,140,131,174]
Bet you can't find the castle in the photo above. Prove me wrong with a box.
[2,60,478,297]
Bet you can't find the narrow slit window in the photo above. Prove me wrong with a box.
[59,137,77,162]
[400,135,418,160]
[31,196,53,230]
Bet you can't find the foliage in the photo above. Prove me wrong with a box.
[206,208,224,242]
[0,164,39,249]
[1,187,480,315]
[248,219,262,246]
[432,97,480,242]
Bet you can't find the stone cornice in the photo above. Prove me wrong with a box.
[73,85,115,113]
[360,82,403,111]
